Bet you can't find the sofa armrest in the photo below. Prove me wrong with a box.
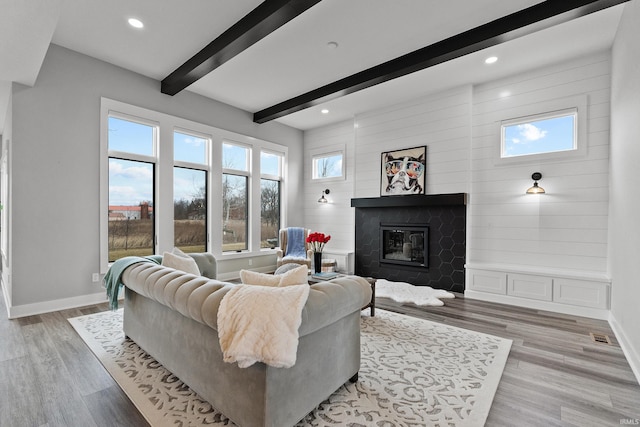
[298,276,372,337]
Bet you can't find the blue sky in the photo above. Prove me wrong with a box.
[108,118,281,206]
[503,114,575,157]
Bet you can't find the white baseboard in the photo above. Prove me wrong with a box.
[608,312,640,386]
[6,291,109,319]
[464,290,610,320]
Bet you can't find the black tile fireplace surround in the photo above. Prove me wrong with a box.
[351,194,466,293]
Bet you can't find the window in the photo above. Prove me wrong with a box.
[501,109,577,158]
[107,116,156,261]
[312,151,344,180]
[174,131,209,253]
[260,151,283,249]
[222,142,250,252]
[101,98,288,271]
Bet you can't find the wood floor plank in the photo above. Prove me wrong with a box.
[20,322,99,426]
[0,356,47,427]
[2,282,639,426]
[376,296,640,426]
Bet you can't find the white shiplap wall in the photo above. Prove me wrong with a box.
[353,86,472,198]
[302,51,611,288]
[303,119,356,251]
[469,51,611,274]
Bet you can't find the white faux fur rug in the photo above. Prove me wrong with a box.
[69,309,510,426]
[375,279,455,306]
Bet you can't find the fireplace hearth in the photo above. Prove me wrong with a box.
[351,194,466,293]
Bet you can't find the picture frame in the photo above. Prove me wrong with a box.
[380,146,426,196]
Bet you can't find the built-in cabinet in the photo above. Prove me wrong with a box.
[465,264,610,319]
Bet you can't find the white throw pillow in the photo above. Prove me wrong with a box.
[240,270,282,287]
[162,250,201,276]
[278,265,309,287]
[240,265,308,287]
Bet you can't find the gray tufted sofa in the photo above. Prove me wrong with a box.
[120,261,372,427]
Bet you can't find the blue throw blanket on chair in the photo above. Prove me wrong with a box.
[284,227,307,259]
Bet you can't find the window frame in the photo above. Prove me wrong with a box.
[259,149,284,250]
[496,95,587,165]
[106,113,158,263]
[173,128,211,253]
[311,145,345,181]
[100,98,288,273]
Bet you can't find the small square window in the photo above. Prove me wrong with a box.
[108,116,154,156]
[174,131,208,164]
[501,109,577,158]
[223,142,250,172]
[312,152,344,180]
[260,151,282,177]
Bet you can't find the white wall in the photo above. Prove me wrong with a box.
[1,90,12,305]
[470,52,611,273]
[303,119,355,250]
[353,86,472,198]
[7,44,303,314]
[609,0,640,382]
[304,52,612,289]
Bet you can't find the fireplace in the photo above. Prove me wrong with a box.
[351,194,466,292]
[380,224,429,269]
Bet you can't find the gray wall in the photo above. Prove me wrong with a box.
[8,44,303,309]
[610,0,640,381]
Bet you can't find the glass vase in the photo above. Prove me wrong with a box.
[313,251,322,274]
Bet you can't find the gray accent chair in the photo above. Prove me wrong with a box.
[121,260,372,427]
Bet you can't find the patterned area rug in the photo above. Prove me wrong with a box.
[69,309,511,426]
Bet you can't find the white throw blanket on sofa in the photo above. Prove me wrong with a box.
[217,284,310,368]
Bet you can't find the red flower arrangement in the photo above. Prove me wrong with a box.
[306,232,331,252]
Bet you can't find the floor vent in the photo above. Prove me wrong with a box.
[590,332,612,345]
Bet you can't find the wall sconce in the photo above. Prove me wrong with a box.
[526,172,545,194]
[318,189,330,203]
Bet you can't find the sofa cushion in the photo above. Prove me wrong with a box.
[240,265,308,287]
[162,249,201,276]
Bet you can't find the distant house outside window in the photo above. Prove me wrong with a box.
[107,116,156,261]
[501,109,577,158]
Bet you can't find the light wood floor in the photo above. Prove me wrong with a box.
[1,288,639,426]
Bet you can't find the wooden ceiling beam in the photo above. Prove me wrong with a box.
[253,0,629,124]
[161,0,322,96]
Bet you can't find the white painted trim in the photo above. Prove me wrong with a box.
[608,312,640,386]
[464,289,610,320]
[1,277,11,318]
[6,291,108,319]
[465,262,610,283]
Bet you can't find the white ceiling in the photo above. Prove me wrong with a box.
[0,0,626,133]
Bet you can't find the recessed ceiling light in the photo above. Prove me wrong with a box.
[128,18,144,29]
[485,56,498,64]
[327,41,339,49]
[321,109,329,114]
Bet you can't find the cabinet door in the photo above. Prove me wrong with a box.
[553,278,609,309]
[468,269,506,294]
[507,274,553,301]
